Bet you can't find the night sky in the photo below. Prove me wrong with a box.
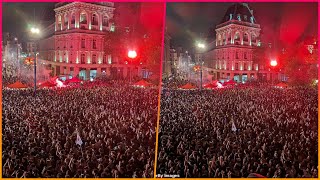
[166,2,318,49]
[3,3,55,41]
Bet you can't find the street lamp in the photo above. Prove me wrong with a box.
[270,59,277,67]
[270,59,277,84]
[196,42,206,90]
[128,50,137,83]
[30,27,40,96]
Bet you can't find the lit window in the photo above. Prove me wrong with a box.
[81,54,85,64]
[92,55,96,64]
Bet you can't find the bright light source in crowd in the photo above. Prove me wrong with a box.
[125,61,128,65]
[31,27,40,34]
[140,62,143,65]
[270,59,277,67]
[128,50,137,59]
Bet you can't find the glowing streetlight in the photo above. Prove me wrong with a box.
[127,50,137,83]
[196,42,206,90]
[128,50,137,59]
[31,27,40,34]
[30,27,41,96]
[270,59,277,67]
[197,43,206,49]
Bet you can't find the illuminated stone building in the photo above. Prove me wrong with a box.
[206,3,274,82]
[38,2,144,80]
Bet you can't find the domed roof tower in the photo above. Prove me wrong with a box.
[220,3,256,24]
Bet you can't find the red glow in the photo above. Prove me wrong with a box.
[270,59,278,67]
[128,50,137,59]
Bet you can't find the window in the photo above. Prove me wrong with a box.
[237,14,241,21]
[103,16,109,26]
[81,54,85,64]
[103,55,107,64]
[236,51,239,59]
[92,55,96,64]
[92,14,98,25]
[71,14,75,24]
[58,15,62,30]
[80,13,87,24]
[235,63,239,70]
[81,38,85,48]
[244,63,247,70]
[93,39,97,49]
[64,15,68,25]
[244,52,247,59]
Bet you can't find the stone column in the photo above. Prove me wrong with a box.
[73,67,79,77]
[59,66,63,75]
[137,67,142,77]
[99,13,103,31]
[267,72,271,81]
[230,72,234,80]
[75,11,80,28]
[97,67,101,77]
[106,67,111,76]
[86,68,90,80]
[52,66,56,76]
[55,15,58,31]
[88,12,91,30]
[123,67,128,78]
[240,31,244,45]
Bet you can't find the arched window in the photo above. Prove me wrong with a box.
[81,54,85,64]
[244,52,247,59]
[80,12,87,24]
[57,15,62,30]
[64,14,68,26]
[234,32,240,45]
[103,55,107,64]
[71,14,75,25]
[237,14,241,21]
[103,16,109,26]
[93,39,97,49]
[251,34,257,44]
[92,54,97,64]
[92,14,98,25]
[243,33,249,43]
[236,51,239,59]
[81,38,85,48]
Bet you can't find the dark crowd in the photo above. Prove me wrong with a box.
[157,87,318,178]
[3,85,158,178]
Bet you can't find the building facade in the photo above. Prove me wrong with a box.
[38,2,143,80]
[163,30,172,78]
[2,33,22,78]
[206,3,274,82]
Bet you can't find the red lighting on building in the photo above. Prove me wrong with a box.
[128,50,137,59]
[270,59,278,67]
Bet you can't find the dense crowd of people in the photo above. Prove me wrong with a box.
[157,87,318,178]
[3,84,158,178]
